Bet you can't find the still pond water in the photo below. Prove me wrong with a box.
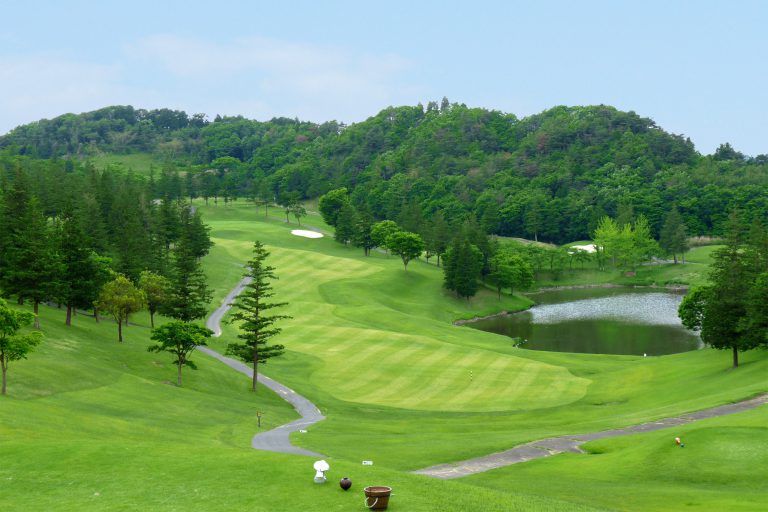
[468,287,702,356]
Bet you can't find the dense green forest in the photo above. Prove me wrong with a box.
[2,102,767,244]
[0,153,211,329]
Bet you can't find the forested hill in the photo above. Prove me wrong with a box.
[2,102,767,243]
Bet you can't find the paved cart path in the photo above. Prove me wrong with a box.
[202,224,765,470]
[202,276,325,458]
[414,393,768,479]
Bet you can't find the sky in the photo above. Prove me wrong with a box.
[1,0,766,155]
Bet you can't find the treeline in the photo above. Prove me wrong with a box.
[319,186,693,301]
[3,102,768,244]
[0,105,340,167]
[0,153,212,329]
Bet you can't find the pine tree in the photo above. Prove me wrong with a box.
[0,167,33,296]
[13,198,63,328]
[78,193,109,253]
[179,206,213,260]
[156,196,181,254]
[443,238,460,292]
[352,208,376,256]
[660,208,688,264]
[226,241,291,391]
[185,172,197,203]
[58,208,101,326]
[334,203,358,245]
[443,236,483,299]
[163,233,212,323]
[429,211,451,267]
[679,211,762,368]
[453,240,483,299]
[109,186,153,280]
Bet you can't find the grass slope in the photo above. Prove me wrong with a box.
[87,153,166,176]
[464,407,768,511]
[201,202,767,509]
[1,199,765,511]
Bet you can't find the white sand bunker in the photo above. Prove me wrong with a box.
[570,244,596,253]
[291,229,324,239]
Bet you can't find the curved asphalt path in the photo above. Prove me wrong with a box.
[414,393,768,479]
[201,275,325,458]
[198,224,767,474]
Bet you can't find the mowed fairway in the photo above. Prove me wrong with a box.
[2,200,766,511]
[202,210,584,412]
[201,202,767,510]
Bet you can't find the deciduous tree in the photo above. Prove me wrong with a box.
[371,220,401,255]
[490,251,534,299]
[0,299,43,395]
[139,270,171,328]
[318,187,350,227]
[148,321,212,386]
[290,203,307,225]
[386,231,425,270]
[95,275,146,342]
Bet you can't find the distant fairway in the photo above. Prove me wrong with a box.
[202,211,587,412]
[87,152,167,175]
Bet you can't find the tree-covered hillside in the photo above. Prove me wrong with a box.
[2,102,767,243]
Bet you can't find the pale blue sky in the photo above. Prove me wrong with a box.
[2,0,766,155]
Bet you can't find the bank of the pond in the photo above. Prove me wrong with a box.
[529,283,689,293]
[461,287,701,356]
[455,283,689,326]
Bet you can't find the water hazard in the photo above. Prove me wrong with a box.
[468,287,702,355]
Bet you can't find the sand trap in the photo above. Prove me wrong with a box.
[570,244,596,253]
[291,229,324,239]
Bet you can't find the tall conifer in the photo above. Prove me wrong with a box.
[226,241,291,391]
[163,230,211,322]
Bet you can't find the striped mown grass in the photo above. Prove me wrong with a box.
[2,199,765,511]
[202,208,582,412]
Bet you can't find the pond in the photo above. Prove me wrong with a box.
[467,287,702,356]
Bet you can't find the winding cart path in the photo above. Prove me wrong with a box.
[414,393,768,479]
[201,276,325,458]
[201,227,766,471]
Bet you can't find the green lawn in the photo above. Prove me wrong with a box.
[87,153,167,176]
[1,200,765,511]
[532,244,717,289]
[464,407,768,511]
